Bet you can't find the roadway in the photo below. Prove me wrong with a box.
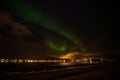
[58,64,120,80]
[0,63,119,80]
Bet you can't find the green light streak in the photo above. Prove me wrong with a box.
[8,0,82,45]
[46,40,67,52]
[6,0,87,52]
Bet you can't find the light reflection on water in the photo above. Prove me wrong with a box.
[58,62,74,66]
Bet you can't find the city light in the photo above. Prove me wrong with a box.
[0,58,67,63]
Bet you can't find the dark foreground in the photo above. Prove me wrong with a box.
[58,63,120,80]
[0,63,119,80]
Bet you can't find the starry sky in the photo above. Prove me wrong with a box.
[0,0,119,57]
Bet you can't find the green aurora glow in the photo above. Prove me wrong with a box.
[46,40,67,52]
[6,0,86,52]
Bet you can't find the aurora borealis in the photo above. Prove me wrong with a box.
[3,0,85,52]
[46,40,67,52]
[9,0,82,44]
[3,0,85,51]
[0,0,119,57]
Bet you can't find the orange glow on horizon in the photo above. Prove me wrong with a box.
[59,52,79,59]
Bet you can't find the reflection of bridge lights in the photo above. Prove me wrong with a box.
[59,62,73,66]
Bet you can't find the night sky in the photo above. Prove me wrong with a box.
[0,0,119,57]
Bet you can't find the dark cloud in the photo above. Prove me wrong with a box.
[0,12,34,39]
